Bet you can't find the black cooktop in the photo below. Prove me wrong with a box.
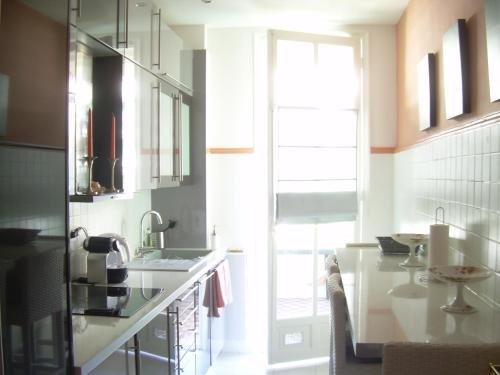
[71,284,163,318]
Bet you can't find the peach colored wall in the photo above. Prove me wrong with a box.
[0,0,67,148]
[397,0,500,149]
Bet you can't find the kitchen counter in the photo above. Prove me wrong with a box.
[335,246,500,358]
[72,249,226,375]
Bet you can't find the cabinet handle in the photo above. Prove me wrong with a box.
[117,0,129,48]
[151,84,160,179]
[176,283,197,303]
[71,0,81,18]
[178,92,184,182]
[172,94,179,182]
[151,9,161,69]
[134,334,141,375]
[171,94,177,182]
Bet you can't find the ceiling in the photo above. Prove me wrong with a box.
[162,0,410,28]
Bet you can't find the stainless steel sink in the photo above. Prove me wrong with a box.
[128,248,212,272]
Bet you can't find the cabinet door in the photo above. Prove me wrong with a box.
[70,0,126,49]
[124,0,154,68]
[137,312,172,374]
[197,275,212,375]
[157,82,177,187]
[149,4,192,89]
[134,66,158,191]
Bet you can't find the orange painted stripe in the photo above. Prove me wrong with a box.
[370,147,396,154]
[207,147,255,154]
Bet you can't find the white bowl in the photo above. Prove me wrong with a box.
[391,233,428,267]
[391,233,429,247]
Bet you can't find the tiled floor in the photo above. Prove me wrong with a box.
[207,352,329,375]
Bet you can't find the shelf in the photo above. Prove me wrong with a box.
[69,193,132,203]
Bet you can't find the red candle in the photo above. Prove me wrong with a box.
[87,108,93,158]
[110,113,116,159]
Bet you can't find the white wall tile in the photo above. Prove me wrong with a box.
[394,115,500,307]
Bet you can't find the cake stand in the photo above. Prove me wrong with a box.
[429,265,492,314]
[391,233,429,267]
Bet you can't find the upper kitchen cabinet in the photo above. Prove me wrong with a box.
[151,8,193,90]
[70,0,193,91]
[70,0,126,50]
[124,0,155,69]
[132,59,191,191]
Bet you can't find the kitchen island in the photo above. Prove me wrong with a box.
[72,250,226,375]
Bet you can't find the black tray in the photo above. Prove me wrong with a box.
[376,236,410,254]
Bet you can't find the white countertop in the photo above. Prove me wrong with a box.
[72,250,225,375]
[335,247,500,358]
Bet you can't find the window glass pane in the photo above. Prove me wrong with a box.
[276,253,313,319]
[317,43,357,109]
[278,147,356,180]
[276,40,315,107]
[278,108,357,147]
[275,224,315,251]
[276,224,315,319]
[317,222,356,249]
[278,180,356,193]
[317,255,329,316]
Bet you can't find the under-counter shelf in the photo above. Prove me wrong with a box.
[69,193,132,203]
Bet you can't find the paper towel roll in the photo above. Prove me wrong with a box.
[428,224,449,267]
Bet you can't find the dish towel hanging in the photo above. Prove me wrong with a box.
[203,259,233,317]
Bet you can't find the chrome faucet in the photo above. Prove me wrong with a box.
[139,210,163,255]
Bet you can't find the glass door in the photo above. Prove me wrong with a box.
[269,30,361,363]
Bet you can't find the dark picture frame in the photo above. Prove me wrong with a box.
[485,0,500,102]
[442,19,470,119]
[418,53,436,130]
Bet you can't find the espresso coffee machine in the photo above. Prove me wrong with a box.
[84,237,128,284]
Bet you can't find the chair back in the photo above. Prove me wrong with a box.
[383,342,500,375]
[327,273,346,373]
[325,254,340,275]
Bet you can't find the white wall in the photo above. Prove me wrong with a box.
[361,25,397,148]
[206,27,269,353]
[362,154,395,241]
[393,114,500,307]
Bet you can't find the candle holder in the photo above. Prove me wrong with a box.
[83,156,99,195]
[108,158,121,193]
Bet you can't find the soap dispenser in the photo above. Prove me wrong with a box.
[210,225,217,251]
